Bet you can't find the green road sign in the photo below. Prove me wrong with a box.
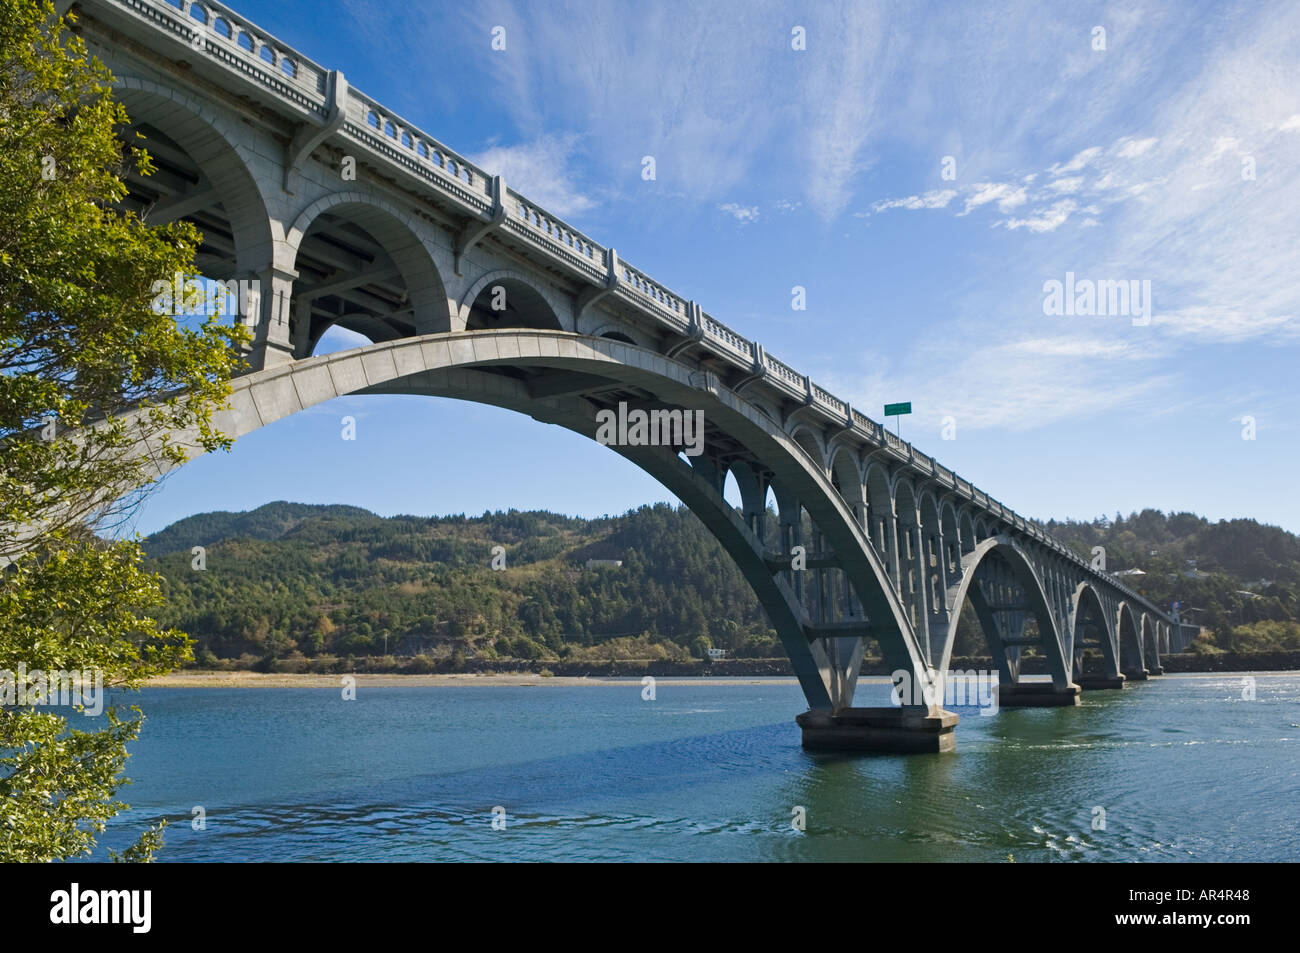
[883,402,912,416]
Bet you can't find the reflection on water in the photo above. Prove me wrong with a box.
[85,674,1299,862]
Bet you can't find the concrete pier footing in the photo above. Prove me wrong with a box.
[1148,666,1165,675]
[997,681,1082,707]
[1076,674,1126,690]
[1123,669,1150,681]
[797,707,958,753]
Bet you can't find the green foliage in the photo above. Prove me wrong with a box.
[0,706,158,862]
[0,533,191,681]
[0,0,231,862]
[1046,509,1300,649]
[0,0,247,554]
[147,502,780,663]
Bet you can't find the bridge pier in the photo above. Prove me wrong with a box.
[1076,674,1126,690]
[797,707,958,754]
[1123,669,1150,681]
[996,681,1081,707]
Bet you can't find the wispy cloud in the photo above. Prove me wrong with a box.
[468,134,595,218]
[717,202,760,224]
[863,189,956,215]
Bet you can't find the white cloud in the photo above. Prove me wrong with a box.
[717,202,760,224]
[870,189,957,213]
[1045,176,1084,193]
[1001,199,1078,232]
[960,182,1028,215]
[1049,146,1103,175]
[468,134,595,218]
[1116,137,1158,157]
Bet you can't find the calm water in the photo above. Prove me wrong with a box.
[84,674,1299,862]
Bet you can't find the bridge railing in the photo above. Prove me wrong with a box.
[700,311,753,361]
[762,352,806,400]
[130,0,334,109]
[343,85,493,211]
[810,383,846,416]
[614,259,690,330]
[98,0,1172,626]
[504,187,607,283]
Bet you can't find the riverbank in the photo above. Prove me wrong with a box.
[145,671,800,688]
[150,650,1300,686]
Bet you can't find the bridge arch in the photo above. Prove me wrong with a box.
[918,489,947,657]
[938,536,1070,686]
[586,323,648,347]
[864,461,897,585]
[113,75,273,278]
[940,500,960,576]
[788,424,827,472]
[1072,581,1120,677]
[1140,612,1161,673]
[1117,602,1143,675]
[160,331,930,709]
[892,479,922,629]
[828,445,865,526]
[286,193,453,345]
[457,269,571,334]
[959,508,977,555]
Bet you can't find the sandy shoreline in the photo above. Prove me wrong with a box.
[144,671,806,688]
[140,670,1293,689]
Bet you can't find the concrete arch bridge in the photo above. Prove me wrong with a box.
[60,0,1184,751]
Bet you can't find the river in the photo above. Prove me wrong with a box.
[86,673,1299,862]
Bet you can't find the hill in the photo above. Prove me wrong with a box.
[142,502,1300,667]
[1042,509,1300,652]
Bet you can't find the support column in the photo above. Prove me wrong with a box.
[246,260,298,371]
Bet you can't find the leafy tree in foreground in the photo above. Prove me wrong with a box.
[0,0,244,861]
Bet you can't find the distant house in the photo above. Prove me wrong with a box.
[1114,568,1146,578]
[584,559,623,570]
[706,648,728,661]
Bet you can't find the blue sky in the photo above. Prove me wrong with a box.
[128,0,1300,537]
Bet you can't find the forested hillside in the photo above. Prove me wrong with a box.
[143,502,1300,667]
[1044,509,1300,652]
[146,502,779,667]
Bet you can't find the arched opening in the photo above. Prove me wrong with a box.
[948,541,1069,686]
[1073,584,1114,676]
[722,467,742,510]
[828,446,864,528]
[941,502,960,575]
[918,491,944,624]
[864,462,895,584]
[1117,603,1142,675]
[1141,614,1159,670]
[789,425,825,472]
[310,320,378,356]
[761,482,780,552]
[600,331,636,345]
[959,509,977,555]
[289,201,450,357]
[112,83,272,326]
[893,479,921,629]
[465,277,562,332]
